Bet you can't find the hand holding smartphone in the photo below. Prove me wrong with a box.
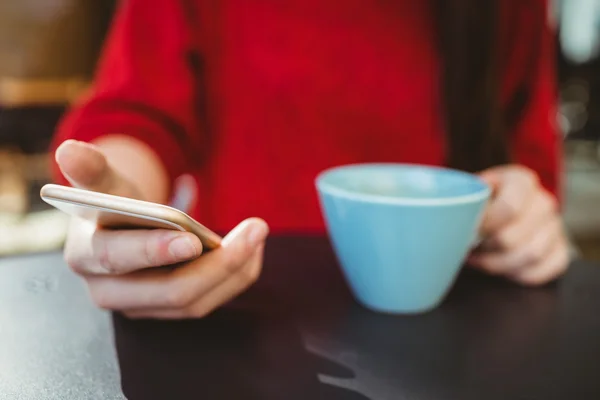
[40,184,222,250]
[51,139,267,320]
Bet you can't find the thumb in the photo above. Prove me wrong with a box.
[222,218,270,249]
[477,167,505,195]
[197,218,268,279]
[55,140,135,197]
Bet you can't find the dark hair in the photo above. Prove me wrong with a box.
[432,0,545,173]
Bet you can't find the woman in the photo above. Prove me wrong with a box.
[52,0,569,319]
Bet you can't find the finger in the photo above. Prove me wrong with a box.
[65,224,202,275]
[478,190,557,252]
[85,218,269,310]
[469,217,561,275]
[479,166,539,235]
[124,243,265,319]
[55,139,135,197]
[507,237,570,286]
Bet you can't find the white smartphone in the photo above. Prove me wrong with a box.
[40,184,222,250]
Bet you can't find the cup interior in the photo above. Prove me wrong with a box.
[316,163,490,206]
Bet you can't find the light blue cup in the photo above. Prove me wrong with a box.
[315,163,491,314]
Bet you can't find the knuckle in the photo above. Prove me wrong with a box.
[517,249,569,286]
[64,249,85,274]
[63,222,97,274]
[501,198,521,221]
[96,243,118,274]
[63,233,88,273]
[88,286,114,310]
[223,251,246,275]
[493,230,515,251]
[525,243,546,265]
[240,263,261,286]
[491,194,520,224]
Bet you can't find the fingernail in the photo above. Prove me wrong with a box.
[56,140,97,163]
[55,140,75,163]
[247,221,269,248]
[168,235,198,260]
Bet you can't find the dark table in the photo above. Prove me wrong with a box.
[2,236,600,400]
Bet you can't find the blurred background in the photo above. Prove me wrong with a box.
[0,1,115,255]
[0,0,599,259]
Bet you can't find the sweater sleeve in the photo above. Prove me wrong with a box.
[51,0,202,189]
[503,0,563,201]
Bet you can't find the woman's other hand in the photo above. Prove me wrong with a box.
[469,165,569,286]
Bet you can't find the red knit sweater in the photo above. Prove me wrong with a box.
[52,0,561,233]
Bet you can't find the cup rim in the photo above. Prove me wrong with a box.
[315,163,491,207]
